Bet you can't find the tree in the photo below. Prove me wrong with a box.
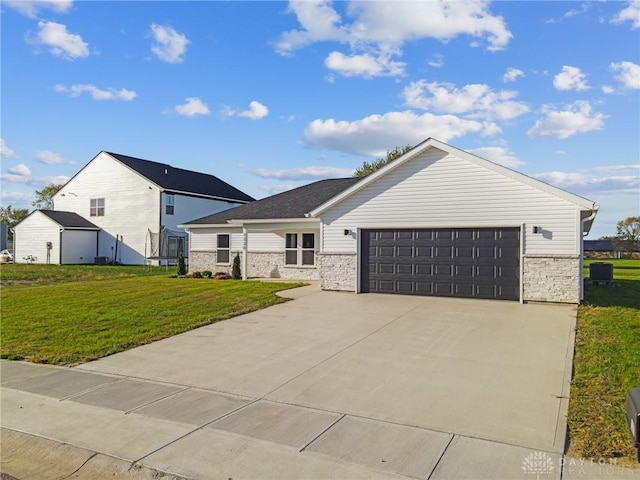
[32,183,64,209]
[232,253,241,279]
[615,216,640,254]
[354,145,414,178]
[0,205,29,240]
[177,250,187,276]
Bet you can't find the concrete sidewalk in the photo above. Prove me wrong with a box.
[3,287,636,479]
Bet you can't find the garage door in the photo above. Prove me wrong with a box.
[360,228,520,300]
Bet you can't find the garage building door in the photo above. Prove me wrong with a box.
[360,228,520,300]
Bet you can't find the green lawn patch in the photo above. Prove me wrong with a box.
[1,264,302,365]
[567,259,640,466]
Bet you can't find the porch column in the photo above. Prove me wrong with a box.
[242,227,248,280]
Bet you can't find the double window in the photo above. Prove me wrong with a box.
[285,233,315,266]
[217,234,230,264]
[166,194,175,215]
[90,198,105,217]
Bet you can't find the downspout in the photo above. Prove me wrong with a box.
[242,227,248,280]
[579,208,598,302]
[59,227,63,264]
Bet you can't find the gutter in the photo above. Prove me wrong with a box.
[581,206,598,237]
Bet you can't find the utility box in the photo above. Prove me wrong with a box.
[626,387,640,462]
[94,256,109,265]
[589,262,613,285]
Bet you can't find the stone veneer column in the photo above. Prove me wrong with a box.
[522,255,581,303]
[318,252,357,291]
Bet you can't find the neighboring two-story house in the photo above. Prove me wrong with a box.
[13,151,254,265]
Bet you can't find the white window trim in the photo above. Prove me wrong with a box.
[285,231,316,268]
[166,194,175,215]
[217,233,230,265]
[90,198,105,217]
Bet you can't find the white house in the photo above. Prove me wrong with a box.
[14,151,254,265]
[183,138,598,303]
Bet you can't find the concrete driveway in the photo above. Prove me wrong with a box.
[1,287,577,479]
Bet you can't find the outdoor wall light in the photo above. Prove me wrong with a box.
[532,226,542,234]
[344,229,351,236]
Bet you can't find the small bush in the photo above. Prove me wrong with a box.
[193,271,203,278]
[177,251,187,276]
[202,270,212,278]
[232,253,241,280]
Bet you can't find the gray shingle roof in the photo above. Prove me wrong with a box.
[107,152,255,203]
[185,177,361,225]
[583,240,614,251]
[40,210,100,229]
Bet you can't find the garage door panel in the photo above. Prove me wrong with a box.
[361,227,519,301]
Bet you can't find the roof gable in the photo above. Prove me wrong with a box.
[106,152,255,203]
[309,138,598,217]
[184,177,361,225]
[39,210,100,229]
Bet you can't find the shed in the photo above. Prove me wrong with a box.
[13,210,100,264]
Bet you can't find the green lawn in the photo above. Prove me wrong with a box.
[0,264,301,365]
[568,259,640,466]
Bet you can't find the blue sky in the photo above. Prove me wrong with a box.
[1,0,638,238]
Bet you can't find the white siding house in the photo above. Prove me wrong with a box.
[14,151,254,265]
[183,139,598,304]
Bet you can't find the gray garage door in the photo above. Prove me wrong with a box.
[361,228,520,300]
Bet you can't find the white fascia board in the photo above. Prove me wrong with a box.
[309,137,598,216]
[178,222,241,230]
[230,218,319,225]
[163,189,252,204]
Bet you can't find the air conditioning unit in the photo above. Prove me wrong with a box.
[94,256,109,265]
[589,262,613,285]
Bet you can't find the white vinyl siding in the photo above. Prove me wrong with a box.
[320,150,582,256]
[13,212,60,264]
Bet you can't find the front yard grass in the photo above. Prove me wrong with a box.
[567,259,640,466]
[0,264,302,365]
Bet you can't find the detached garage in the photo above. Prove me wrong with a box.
[184,138,598,304]
[13,210,100,264]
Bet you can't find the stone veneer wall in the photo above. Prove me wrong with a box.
[318,252,356,291]
[188,250,217,273]
[522,255,581,303]
[247,252,318,280]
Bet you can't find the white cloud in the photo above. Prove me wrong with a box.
[611,1,640,29]
[553,65,590,91]
[276,1,512,78]
[427,54,444,68]
[402,81,529,121]
[29,22,89,60]
[150,24,190,64]
[0,139,18,158]
[254,166,354,180]
[324,51,405,78]
[467,146,525,168]
[534,170,639,195]
[602,85,615,94]
[8,164,31,176]
[593,164,640,174]
[34,150,73,164]
[610,61,640,89]
[259,183,296,196]
[4,0,72,18]
[503,67,524,83]
[304,110,497,157]
[546,3,591,24]
[32,21,89,60]
[170,97,210,117]
[223,101,269,120]
[54,83,136,101]
[527,101,606,139]
[0,173,69,187]
[0,191,34,204]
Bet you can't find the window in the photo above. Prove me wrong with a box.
[285,233,298,265]
[90,198,105,217]
[217,234,230,264]
[166,194,175,215]
[285,232,315,267]
[168,237,185,258]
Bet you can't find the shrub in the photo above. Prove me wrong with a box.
[193,271,203,278]
[202,270,212,278]
[232,253,241,280]
[177,251,187,276]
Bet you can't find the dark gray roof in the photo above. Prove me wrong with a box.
[584,240,614,251]
[40,210,100,229]
[185,177,361,225]
[106,152,255,203]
